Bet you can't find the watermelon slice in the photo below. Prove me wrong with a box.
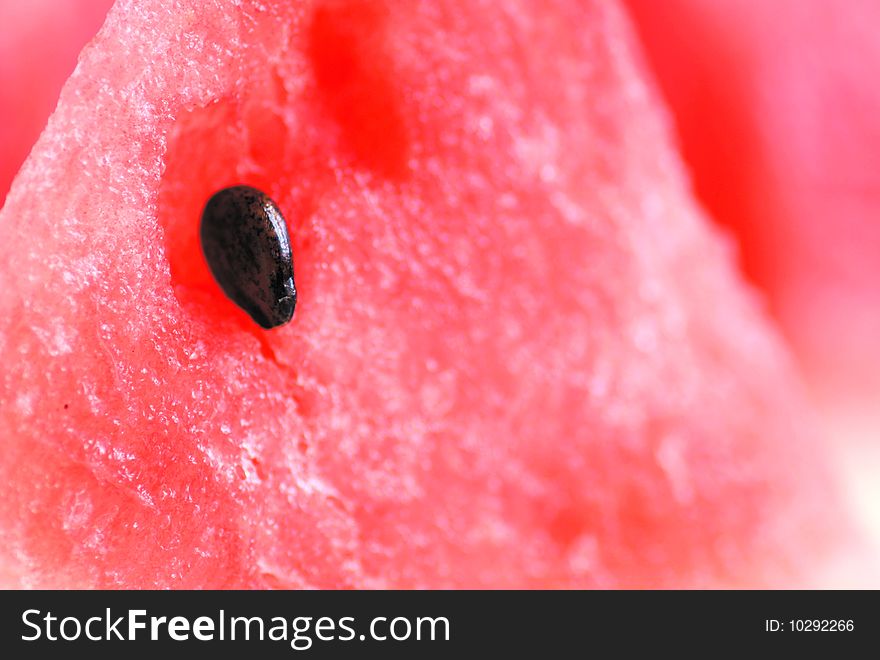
[0,0,861,588]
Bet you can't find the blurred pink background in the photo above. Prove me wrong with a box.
[0,0,113,208]
[624,0,880,551]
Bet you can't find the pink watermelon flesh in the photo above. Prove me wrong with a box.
[0,0,860,587]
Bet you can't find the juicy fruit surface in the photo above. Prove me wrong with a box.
[0,0,852,587]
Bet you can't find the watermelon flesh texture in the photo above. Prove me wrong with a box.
[0,0,862,587]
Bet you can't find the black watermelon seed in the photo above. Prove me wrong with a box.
[200,185,296,329]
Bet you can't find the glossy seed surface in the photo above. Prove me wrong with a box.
[200,185,296,329]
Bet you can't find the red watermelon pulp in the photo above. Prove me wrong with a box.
[0,0,867,587]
